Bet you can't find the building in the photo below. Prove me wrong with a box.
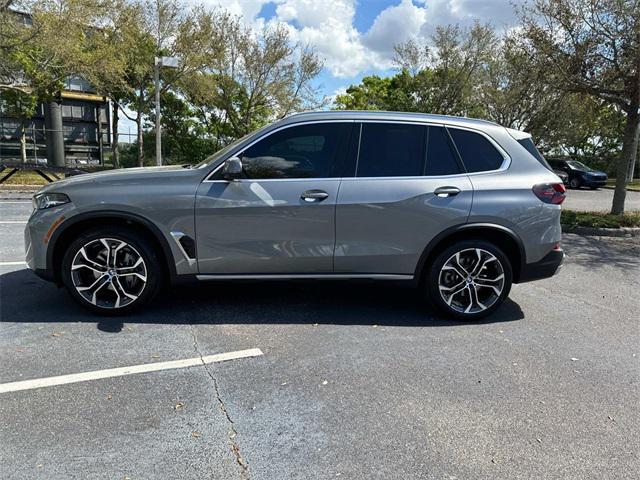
[0,75,111,166]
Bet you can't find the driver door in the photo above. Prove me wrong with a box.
[195,122,353,274]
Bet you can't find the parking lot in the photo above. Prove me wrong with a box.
[1,197,638,479]
[562,187,640,212]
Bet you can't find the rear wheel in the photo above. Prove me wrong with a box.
[61,227,163,315]
[424,240,512,320]
[569,177,581,189]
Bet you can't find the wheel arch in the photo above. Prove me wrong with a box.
[415,223,525,284]
[48,211,176,284]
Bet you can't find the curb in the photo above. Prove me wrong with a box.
[602,186,640,192]
[0,185,40,191]
[562,224,640,237]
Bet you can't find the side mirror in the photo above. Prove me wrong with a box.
[222,156,243,180]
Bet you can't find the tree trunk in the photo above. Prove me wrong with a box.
[626,131,639,182]
[112,100,120,168]
[611,107,640,214]
[137,87,144,167]
[20,120,27,164]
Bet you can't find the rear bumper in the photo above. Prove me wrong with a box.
[517,249,564,283]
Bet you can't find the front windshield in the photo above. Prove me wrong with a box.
[567,160,594,171]
[195,124,272,168]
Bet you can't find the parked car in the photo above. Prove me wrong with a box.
[554,169,569,185]
[25,111,565,320]
[548,159,607,189]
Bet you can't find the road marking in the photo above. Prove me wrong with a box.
[0,201,31,204]
[0,348,264,394]
[0,261,26,266]
[0,221,27,224]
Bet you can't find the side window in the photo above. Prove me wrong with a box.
[356,123,425,177]
[424,126,461,176]
[240,123,350,179]
[448,128,505,173]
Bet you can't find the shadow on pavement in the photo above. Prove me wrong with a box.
[563,233,640,270]
[0,269,524,330]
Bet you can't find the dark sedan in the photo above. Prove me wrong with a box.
[548,159,608,189]
[554,169,569,185]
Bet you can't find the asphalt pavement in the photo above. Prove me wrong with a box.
[562,187,640,212]
[1,199,638,479]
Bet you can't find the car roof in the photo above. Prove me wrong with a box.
[279,110,500,130]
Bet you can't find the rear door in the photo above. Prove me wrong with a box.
[196,121,353,274]
[335,122,473,274]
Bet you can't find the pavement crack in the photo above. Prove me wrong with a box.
[189,325,250,480]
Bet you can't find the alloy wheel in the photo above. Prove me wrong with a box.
[438,248,505,314]
[70,237,147,309]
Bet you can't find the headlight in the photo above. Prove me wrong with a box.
[33,192,71,210]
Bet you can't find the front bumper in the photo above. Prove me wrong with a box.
[24,203,73,283]
[582,176,607,187]
[517,248,564,283]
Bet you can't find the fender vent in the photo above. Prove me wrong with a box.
[178,235,196,259]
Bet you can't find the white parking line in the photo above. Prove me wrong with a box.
[0,221,27,224]
[0,201,31,204]
[0,348,264,394]
[0,261,26,266]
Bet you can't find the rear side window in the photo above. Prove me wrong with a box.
[448,128,504,173]
[424,126,461,176]
[517,137,552,170]
[356,123,425,177]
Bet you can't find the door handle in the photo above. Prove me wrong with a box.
[301,189,329,202]
[434,186,461,197]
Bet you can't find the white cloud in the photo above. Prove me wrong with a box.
[326,85,348,105]
[271,0,387,78]
[201,0,518,79]
[363,0,428,57]
[417,0,517,35]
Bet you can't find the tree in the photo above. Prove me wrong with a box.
[179,11,323,142]
[334,75,395,111]
[336,23,497,117]
[393,22,497,117]
[90,0,208,167]
[518,0,640,214]
[478,33,624,159]
[1,0,130,165]
[0,89,37,162]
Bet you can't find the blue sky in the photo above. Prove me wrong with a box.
[208,0,521,99]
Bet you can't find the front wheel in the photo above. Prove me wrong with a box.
[424,240,513,320]
[61,227,163,315]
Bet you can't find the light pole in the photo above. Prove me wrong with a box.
[154,56,179,166]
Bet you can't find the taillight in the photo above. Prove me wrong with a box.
[532,183,566,205]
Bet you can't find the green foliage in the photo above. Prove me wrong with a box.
[561,210,640,229]
[0,88,37,119]
[518,0,640,214]
[334,20,626,172]
[176,12,323,140]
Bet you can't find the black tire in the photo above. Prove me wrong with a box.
[569,177,581,189]
[423,239,513,321]
[61,226,163,315]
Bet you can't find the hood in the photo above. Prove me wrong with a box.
[36,165,188,193]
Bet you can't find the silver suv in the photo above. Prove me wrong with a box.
[25,111,565,319]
